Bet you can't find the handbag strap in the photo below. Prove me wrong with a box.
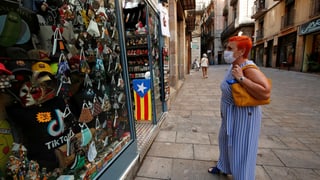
[242,64,272,87]
[242,64,259,71]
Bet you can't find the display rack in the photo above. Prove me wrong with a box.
[123,0,165,123]
[126,34,149,79]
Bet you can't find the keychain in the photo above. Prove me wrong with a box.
[79,47,91,74]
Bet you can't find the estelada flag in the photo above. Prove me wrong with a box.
[132,79,152,121]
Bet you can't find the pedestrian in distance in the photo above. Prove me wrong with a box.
[192,58,200,71]
[200,53,209,78]
[208,35,271,180]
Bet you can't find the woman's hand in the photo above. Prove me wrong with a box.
[231,64,244,80]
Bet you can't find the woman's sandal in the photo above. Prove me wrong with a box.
[207,167,227,175]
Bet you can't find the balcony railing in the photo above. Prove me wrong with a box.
[221,21,235,41]
[256,29,264,41]
[205,12,214,26]
[310,0,320,17]
[252,0,267,19]
[281,9,295,29]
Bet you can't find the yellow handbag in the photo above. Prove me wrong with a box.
[231,65,271,106]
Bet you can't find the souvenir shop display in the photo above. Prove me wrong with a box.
[123,0,165,122]
[0,0,134,179]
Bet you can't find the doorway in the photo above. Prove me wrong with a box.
[266,40,273,67]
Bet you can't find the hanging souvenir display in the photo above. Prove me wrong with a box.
[92,95,102,117]
[101,93,112,112]
[79,48,91,74]
[56,53,72,99]
[52,25,68,56]
[79,102,94,123]
[66,128,76,157]
[1,0,134,178]
[87,141,97,162]
[87,18,101,37]
[79,123,92,147]
[62,105,80,132]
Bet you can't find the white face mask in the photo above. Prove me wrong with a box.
[223,50,236,64]
[19,82,41,107]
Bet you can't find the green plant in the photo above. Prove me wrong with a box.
[307,52,320,72]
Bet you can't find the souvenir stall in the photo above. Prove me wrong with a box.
[122,0,166,124]
[0,0,138,179]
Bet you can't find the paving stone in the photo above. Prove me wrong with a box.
[261,118,277,126]
[182,105,207,111]
[154,131,176,143]
[260,126,283,136]
[191,115,220,124]
[191,110,215,116]
[167,114,191,121]
[194,144,219,161]
[160,121,194,132]
[208,133,219,145]
[276,127,312,138]
[297,137,320,151]
[147,142,193,159]
[176,131,210,144]
[273,149,320,168]
[277,136,310,150]
[185,124,217,134]
[258,135,287,149]
[160,121,176,131]
[134,177,156,180]
[264,166,320,180]
[255,165,271,180]
[136,156,172,179]
[171,159,232,180]
[256,148,283,166]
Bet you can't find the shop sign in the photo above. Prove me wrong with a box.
[158,3,170,37]
[299,18,320,35]
[192,44,199,49]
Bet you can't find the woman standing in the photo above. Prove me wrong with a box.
[208,36,271,180]
[200,53,209,78]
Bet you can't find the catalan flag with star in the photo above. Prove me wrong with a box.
[132,79,152,121]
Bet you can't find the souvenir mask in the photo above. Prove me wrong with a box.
[79,123,92,147]
[87,20,100,37]
[87,141,97,162]
[66,128,75,156]
[19,81,44,107]
[70,154,86,170]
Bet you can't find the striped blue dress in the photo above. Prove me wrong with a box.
[217,60,262,180]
